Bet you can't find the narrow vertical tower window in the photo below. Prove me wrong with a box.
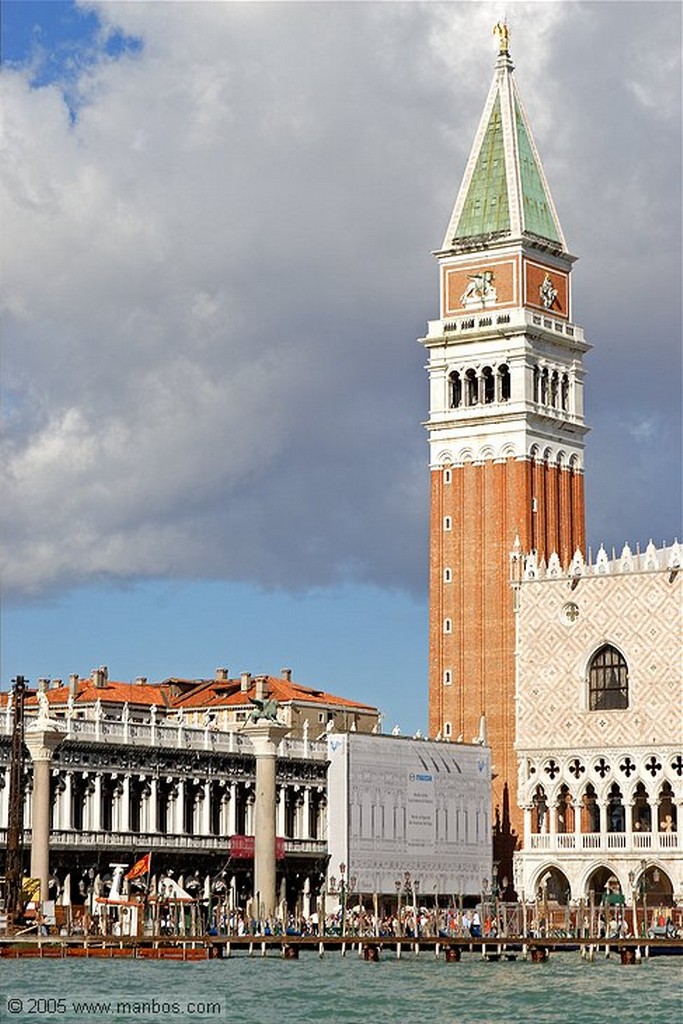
[419,27,590,849]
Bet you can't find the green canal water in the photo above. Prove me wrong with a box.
[0,952,681,1024]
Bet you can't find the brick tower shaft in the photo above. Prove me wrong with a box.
[421,30,589,850]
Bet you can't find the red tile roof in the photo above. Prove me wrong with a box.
[170,675,377,712]
[0,675,376,714]
[0,680,171,709]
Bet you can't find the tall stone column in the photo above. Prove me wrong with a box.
[25,717,64,904]
[244,719,290,924]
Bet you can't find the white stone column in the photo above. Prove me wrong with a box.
[218,789,228,836]
[276,786,287,837]
[91,775,102,833]
[227,783,237,835]
[121,775,131,832]
[24,718,64,903]
[245,793,255,836]
[573,800,581,848]
[302,787,312,840]
[303,875,312,919]
[523,805,533,849]
[244,720,291,923]
[80,774,92,831]
[176,780,186,834]
[599,798,608,850]
[294,792,304,839]
[201,781,212,836]
[148,779,158,833]
[62,773,73,830]
[51,774,63,831]
[625,801,635,852]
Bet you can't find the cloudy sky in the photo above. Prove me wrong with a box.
[1,1,680,731]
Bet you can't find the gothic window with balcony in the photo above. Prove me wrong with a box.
[588,644,629,710]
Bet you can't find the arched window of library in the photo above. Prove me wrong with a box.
[588,644,629,710]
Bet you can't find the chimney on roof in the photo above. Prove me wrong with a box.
[240,672,251,693]
[254,675,269,702]
[280,668,292,682]
[37,678,49,693]
[135,676,148,686]
[91,667,107,689]
[68,674,79,698]
[215,668,229,682]
[50,678,62,689]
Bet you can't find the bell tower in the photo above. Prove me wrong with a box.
[420,26,590,842]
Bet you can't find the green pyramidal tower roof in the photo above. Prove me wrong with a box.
[442,47,566,252]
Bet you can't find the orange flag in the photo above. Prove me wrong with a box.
[124,853,151,881]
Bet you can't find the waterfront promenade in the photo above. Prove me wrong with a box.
[1,932,681,962]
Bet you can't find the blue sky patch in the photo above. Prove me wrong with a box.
[1,1,142,120]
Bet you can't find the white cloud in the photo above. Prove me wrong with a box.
[1,1,680,599]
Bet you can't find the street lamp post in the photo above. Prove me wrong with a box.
[411,877,420,939]
[394,879,402,937]
[329,863,356,936]
[491,863,500,935]
[339,862,347,936]
[481,877,489,935]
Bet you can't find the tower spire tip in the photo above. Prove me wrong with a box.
[493,20,511,56]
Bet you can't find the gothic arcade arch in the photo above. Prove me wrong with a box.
[532,865,571,903]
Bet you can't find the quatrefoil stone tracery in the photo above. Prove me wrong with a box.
[594,758,610,779]
[619,757,637,778]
